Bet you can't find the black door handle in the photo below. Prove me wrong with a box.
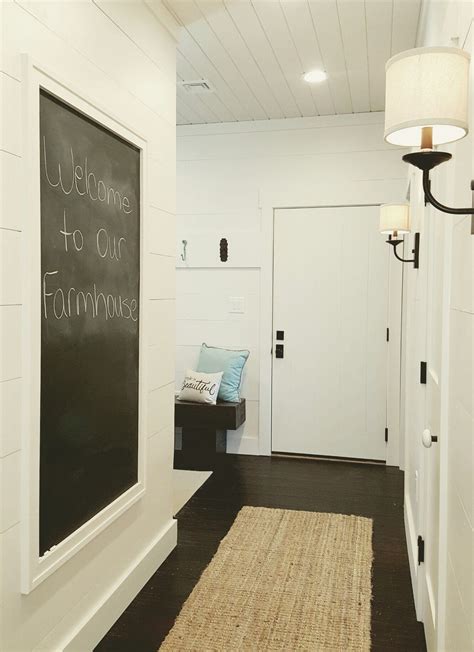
[275,344,284,359]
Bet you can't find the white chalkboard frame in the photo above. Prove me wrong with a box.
[20,56,149,594]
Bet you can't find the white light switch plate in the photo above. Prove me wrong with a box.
[229,296,245,314]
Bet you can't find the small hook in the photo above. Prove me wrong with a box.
[180,239,188,262]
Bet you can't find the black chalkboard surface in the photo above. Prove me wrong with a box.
[39,90,140,555]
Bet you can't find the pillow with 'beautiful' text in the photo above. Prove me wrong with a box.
[178,369,223,405]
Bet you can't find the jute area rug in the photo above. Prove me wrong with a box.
[160,506,373,651]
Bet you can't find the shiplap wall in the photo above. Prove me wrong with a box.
[176,112,408,454]
[0,1,176,649]
[440,10,473,646]
[402,1,473,648]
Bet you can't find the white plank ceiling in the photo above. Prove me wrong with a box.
[164,0,422,125]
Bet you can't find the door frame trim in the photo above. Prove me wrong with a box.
[258,197,404,467]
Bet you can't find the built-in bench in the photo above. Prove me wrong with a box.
[174,398,246,470]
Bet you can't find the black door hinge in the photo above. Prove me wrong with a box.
[386,328,390,342]
[384,427,388,443]
[417,535,425,564]
[420,361,427,384]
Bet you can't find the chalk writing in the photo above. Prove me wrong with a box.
[43,270,138,321]
[60,210,84,252]
[42,136,133,214]
[96,228,126,260]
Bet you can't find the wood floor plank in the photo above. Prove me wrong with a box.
[96,454,426,652]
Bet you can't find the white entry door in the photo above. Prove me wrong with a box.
[272,206,390,461]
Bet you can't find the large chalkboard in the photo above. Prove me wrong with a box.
[39,90,140,555]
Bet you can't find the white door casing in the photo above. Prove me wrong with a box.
[419,190,451,650]
[403,170,448,649]
[403,171,429,621]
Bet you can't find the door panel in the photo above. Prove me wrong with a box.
[272,206,389,460]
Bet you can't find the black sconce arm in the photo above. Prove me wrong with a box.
[403,151,474,220]
[422,170,474,215]
[386,233,420,269]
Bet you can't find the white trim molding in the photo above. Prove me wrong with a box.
[20,56,149,593]
[258,189,404,466]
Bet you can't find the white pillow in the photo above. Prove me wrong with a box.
[178,369,223,405]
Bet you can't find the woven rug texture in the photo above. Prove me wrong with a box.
[160,506,373,651]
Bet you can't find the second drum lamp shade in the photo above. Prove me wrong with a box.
[380,204,410,235]
[384,47,470,147]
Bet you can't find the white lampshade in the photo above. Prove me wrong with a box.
[384,46,470,146]
[380,204,410,235]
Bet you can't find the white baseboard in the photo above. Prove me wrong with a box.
[226,434,260,456]
[50,519,177,651]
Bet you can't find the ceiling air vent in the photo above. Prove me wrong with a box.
[180,79,214,95]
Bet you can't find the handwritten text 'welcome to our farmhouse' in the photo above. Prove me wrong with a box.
[42,137,138,323]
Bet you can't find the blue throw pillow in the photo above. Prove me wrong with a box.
[196,343,249,403]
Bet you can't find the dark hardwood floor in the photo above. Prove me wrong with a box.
[96,454,426,652]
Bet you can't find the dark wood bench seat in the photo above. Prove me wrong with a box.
[174,398,246,470]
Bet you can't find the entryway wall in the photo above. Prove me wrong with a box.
[176,112,408,456]
[0,2,177,650]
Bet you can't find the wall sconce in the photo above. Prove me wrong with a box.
[384,47,474,223]
[380,204,420,269]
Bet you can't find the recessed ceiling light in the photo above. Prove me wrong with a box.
[303,69,327,83]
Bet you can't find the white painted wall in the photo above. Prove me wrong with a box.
[176,113,408,455]
[0,1,177,649]
[402,1,473,649]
